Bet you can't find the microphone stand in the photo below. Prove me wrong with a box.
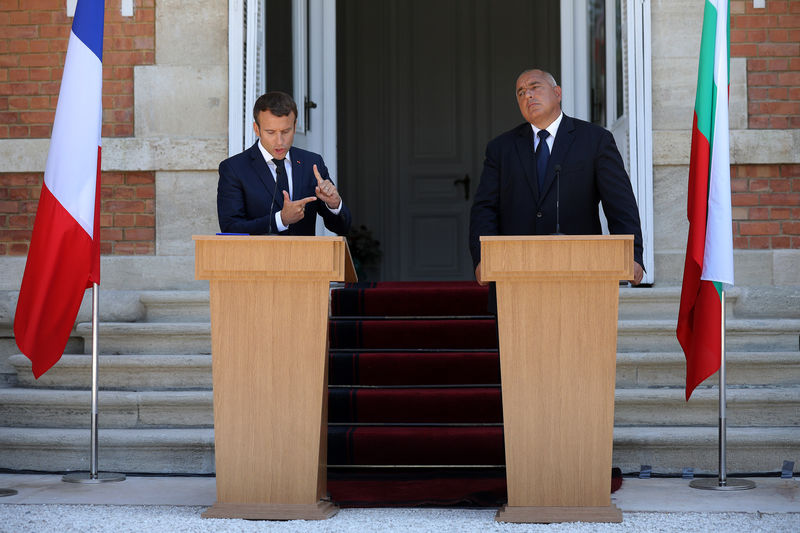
[552,164,564,235]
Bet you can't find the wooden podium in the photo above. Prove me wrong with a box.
[480,235,633,524]
[193,235,356,520]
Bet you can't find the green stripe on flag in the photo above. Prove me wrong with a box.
[694,0,718,142]
[712,281,724,299]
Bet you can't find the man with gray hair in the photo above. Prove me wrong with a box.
[469,68,644,289]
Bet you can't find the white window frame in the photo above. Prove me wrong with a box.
[562,0,654,282]
[627,0,654,283]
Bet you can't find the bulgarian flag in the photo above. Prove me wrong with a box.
[677,0,734,401]
[14,0,105,378]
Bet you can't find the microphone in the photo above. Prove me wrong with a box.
[553,164,563,235]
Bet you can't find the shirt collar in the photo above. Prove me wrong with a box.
[256,140,291,167]
[530,111,564,140]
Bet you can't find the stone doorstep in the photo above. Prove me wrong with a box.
[0,427,216,474]
[616,319,800,352]
[611,426,800,475]
[8,352,800,390]
[73,322,211,355]
[0,389,212,428]
[0,386,797,429]
[137,288,696,321]
[8,354,213,390]
[0,426,795,475]
[69,319,800,355]
[134,287,724,321]
[615,352,800,387]
[138,291,211,323]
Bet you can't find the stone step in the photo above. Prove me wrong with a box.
[0,426,793,475]
[9,351,800,390]
[0,427,215,474]
[74,323,211,355]
[72,318,800,355]
[138,291,210,323]
[617,286,736,320]
[131,287,732,323]
[0,389,212,428]
[616,319,800,352]
[2,385,797,429]
[8,354,212,390]
[613,386,800,426]
[612,426,799,475]
[616,351,800,388]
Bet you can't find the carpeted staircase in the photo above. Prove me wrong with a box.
[326,281,509,506]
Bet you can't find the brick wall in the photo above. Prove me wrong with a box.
[0,1,156,256]
[0,171,156,256]
[731,0,800,129]
[0,0,155,138]
[732,164,800,249]
[728,1,799,250]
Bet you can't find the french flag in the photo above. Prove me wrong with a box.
[14,0,105,378]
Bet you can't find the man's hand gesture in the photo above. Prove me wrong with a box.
[314,164,342,209]
[279,191,317,226]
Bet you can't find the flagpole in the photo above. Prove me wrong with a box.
[63,284,125,483]
[690,289,754,491]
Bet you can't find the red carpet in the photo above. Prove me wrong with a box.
[329,319,498,350]
[329,387,502,423]
[328,468,508,508]
[331,281,489,317]
[326,281,622,506]
[329,351,501,386]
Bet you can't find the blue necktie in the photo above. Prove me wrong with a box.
[536,129,550,194]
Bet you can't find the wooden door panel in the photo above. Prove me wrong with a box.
[339,0,561,281]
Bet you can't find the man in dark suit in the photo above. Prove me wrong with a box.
[470,69,644,286]
[217,92,351,236]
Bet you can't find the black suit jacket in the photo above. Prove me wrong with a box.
[469,115,644,268]
[217,142,352,236]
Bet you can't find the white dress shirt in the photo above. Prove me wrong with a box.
[530,111,563,153]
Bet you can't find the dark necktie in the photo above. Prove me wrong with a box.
[536,129,550,193]
[274,158,289,200]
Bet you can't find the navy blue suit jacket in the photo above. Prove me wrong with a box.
[469,115,644,268]
[217,142,352,236]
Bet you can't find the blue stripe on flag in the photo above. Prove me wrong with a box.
[71,0,105,61]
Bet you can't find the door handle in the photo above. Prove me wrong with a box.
[453,174,470,201]
[304,98,317,131]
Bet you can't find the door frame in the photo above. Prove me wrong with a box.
[561,0,654,283]
[229,0,654,280]
[227,0,337,169]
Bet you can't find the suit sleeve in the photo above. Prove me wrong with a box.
[217,158,275,234]
[595,130,644,268]
[469,141,502,268]
[314,158,352,236]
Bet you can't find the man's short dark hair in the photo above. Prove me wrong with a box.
[253,92,298,125]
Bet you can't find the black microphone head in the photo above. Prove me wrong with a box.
[554,164,561,173]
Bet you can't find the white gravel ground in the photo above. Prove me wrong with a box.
[0,506,798,533]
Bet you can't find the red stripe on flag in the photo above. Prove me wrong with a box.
[14,184,95,378]
[679,280,722,399]
[677,112,721,400]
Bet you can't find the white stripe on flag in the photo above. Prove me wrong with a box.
[43,30,103,238]
[700,0,734,286]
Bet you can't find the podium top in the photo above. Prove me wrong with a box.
[480,235,634,281]
[193,235,357,282]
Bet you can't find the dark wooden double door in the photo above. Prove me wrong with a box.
[339,0,560,280]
